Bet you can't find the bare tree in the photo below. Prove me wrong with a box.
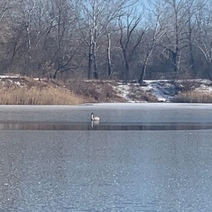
[1,0,212,82]
[138,1,166,84]
[158,0,193,77]
[0,0,13,72]
[78,0,136,79]
[104,0,137,79]
[118,9,145,81]
[0,0,11,43]
[6,0,81,78]
[6,0,51,75]
[105,26,113,78]
[184,0,197,77]
[46,0,81,79]
[194,0,212,80]
[78,0,107,79]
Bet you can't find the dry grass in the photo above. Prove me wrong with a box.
[174,80,201,92]
[0,77,125,105]
[172,91,212,103]
[65,80,125,102]
[0,85,84,105]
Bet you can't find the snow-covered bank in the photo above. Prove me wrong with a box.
[113,79,212,103]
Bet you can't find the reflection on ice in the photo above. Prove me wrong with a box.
[91,120,100,128]
[0,121,212,130]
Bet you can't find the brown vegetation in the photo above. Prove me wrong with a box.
[0,85,84,105]
[0,77,126,105]
[172,80,212,103]
[0,76,211,104]
[65,80,126,103]
[172,91,212,103]
[0,77,86,105]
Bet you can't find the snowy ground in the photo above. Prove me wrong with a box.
[113,80,179,102]
[114,79,212,102]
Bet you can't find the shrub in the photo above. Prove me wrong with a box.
[65,80,125,102]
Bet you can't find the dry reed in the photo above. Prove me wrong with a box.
[172,91,212,103]
[0,85,84,105]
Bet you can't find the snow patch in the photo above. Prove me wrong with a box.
[114,84,140,103]
[114,80,179,102]
[0,75,20,79]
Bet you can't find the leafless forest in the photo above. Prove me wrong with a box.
[0,0,211,83]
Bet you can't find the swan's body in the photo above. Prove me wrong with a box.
[91,112,100,121]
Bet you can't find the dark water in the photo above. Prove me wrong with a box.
[0,104,212,212]
[1,121,212,131]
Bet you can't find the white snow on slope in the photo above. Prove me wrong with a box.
[114,82,140,103]
[114,79,212,103]
[0,75,20,79]
[114,80,178,102]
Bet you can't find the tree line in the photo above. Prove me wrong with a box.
[0,0,211,83]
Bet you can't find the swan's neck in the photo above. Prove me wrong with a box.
[91,113,94,120]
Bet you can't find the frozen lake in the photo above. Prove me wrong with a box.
[0,103,212,212]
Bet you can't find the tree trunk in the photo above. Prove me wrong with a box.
[188,16,196,78]
[125,61,129,82]
[206,63,212,81]
[52,69,59,79]
[93,41,98,79]
[138,52,152,85]
[88,44,92,79]
[138,62,148,85]
[189,42,196,77]
[173,51,178,73]
[122,50,129,82]
[106,31,112,79]
[92,26,98,79]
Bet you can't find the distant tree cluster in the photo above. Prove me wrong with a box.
[0,0,211,83]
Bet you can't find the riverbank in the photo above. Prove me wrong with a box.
[0,75,212,104]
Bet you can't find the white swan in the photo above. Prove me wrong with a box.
[91,112,100,121]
